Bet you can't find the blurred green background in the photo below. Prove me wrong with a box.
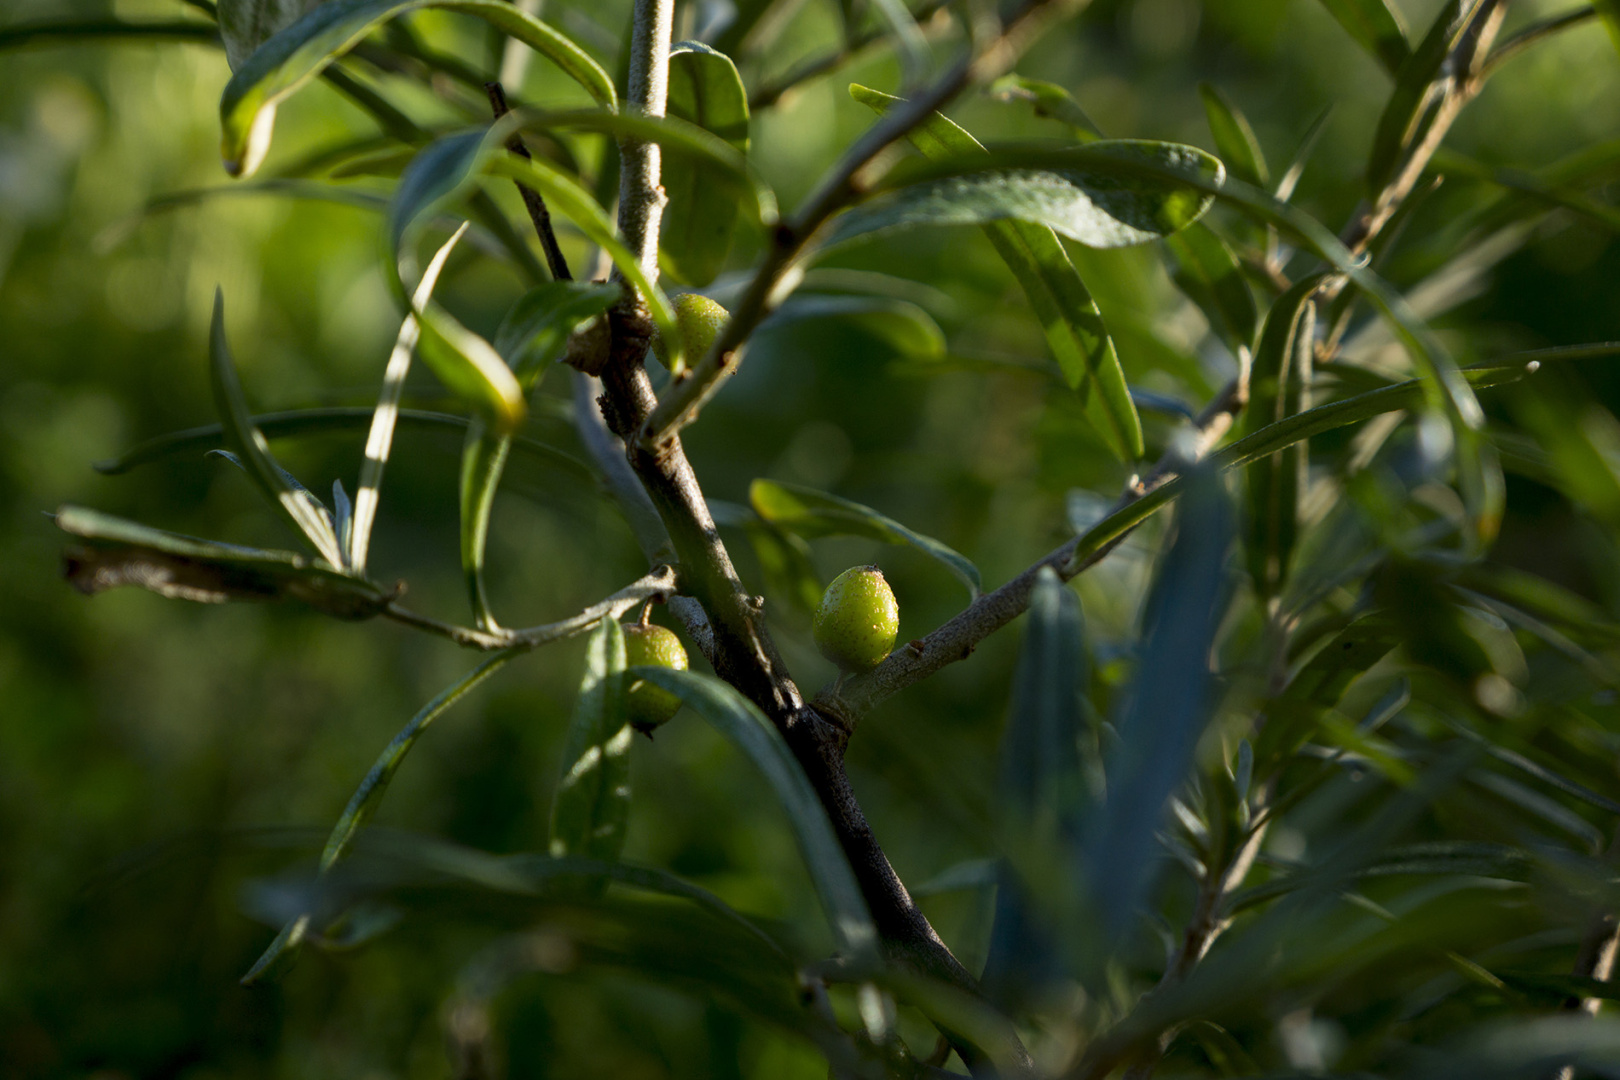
[3,0,1619,1076]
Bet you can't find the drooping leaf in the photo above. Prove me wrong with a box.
[218,0,616,177]
[1314,0,1412,75]
[1165,223,1258,355]
[744,519,824,614]
[217,0,326,69]
[983,567,1087,1005]
[208,290,347,567]
[494,281,619,385]
[459,420,512,632]
[663,42,751,286]
[386,130,487,268]
[827,139,1223,251]
[988,75,1103,140]
[414,301,527,435]
[351,224,466,575]
[243,647,520,982]
[750,478,980,597]
[549,618,632,867]
[1082,469,1233,938]
[761,294,945,360]
[1199,83,1268,188]
[851,83,1142,460]
[55,506,391,618]
[1240,273,1330,601]
[634,668,878,961]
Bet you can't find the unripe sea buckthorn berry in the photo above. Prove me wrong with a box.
[650,294,728,373]
[813,566,898,673]
[623,622,689,733]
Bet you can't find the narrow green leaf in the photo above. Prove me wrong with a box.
[94,407,589,479]
[663,42,751,286]
[983,568,1087,1002]
[1240,273,1330,600]
[1314,0,1412,75]
[743,519,823,614]
[988,75,1103,140]
[1084,469,1233,937]
[1199,83,1268,188]
[1366,0,1483,194]
[218,0,616,177]
[351,223,466,576]
[763,294,945,360]
[386,130,486,265]
[458,420,511,632]
[634,668,879,961]
[56,505,391,618]
[208,290,347,567]
[549,619,632,865]
[851,83,1142,459]
[415,301,527,435]
[828,139,1224,251]
[1252,614,1404,772]
[1275,104,1333,202]
[1589,0,1620,61]
[494,281,619,386]
[750,478,981,597]
[1164,223,1258,355]
[243,647,519,982]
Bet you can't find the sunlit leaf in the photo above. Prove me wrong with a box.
[750,478,980,597]
[459,421,512,632]
[988,75,1103,140]
[663,42,751,286]
[415,301,527,435]
[549,619,632,868]
[218,0,616,177]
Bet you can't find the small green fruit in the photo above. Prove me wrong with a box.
[623,622,689,733]
[650,294,728,372]
[813,566,899,673]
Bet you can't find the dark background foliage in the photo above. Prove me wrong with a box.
[3,0,1620,1076]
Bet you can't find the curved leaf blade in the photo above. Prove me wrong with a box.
[209,290,346,567]
[851,83,1142,459]
[663,42,751,285]
[219,0,616,177]
[1199,83,1268,188]
[1165,223,1258,355]
[1315,0,1412,75]
[494,280,619,385]
[459,421,512,632]
[634,668,878,960]
[415,301,527,435]
[750,478,981,597]
[762,294,945,360]
[217,0,323,69]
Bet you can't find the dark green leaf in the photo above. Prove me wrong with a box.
[459,421,511,632]
[828,139,1223,251]
[1240,273,1330,600]
[1253,615,1404,771]
[1314,0,1412,75]
[549,619,632,866]
[218,0,616,177]
[1199,83,1268,188]
[386,130,486,265]
[663,42,750,286]
[633,668,878,961]
[56,505,391,618]
[743,519,823,614]
[243,647,520,982]
[217,0,324,69]
[750,478,980,597]
[0,19,221,52]
[494,281,619,386]
[983,568,1087,1002]
[208,290,347,567]
[1084,469,1233,937]
[1592,0,1620,61]
[851,83,1142,460]
[1165,223,1258,354]
[415,301,527,435]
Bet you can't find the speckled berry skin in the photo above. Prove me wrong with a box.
[624,622,689,732]
[650,294,728,372]
[813,566,899,673]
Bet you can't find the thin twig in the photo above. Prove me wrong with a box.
[639,0,1093,447]
[382,565,678,650]
[485,81,572,282]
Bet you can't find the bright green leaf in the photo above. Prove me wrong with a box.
[549,618,632,867]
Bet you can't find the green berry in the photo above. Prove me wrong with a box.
[813,566,898,673]
[623,622,689,733]
[650,294,728,372]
